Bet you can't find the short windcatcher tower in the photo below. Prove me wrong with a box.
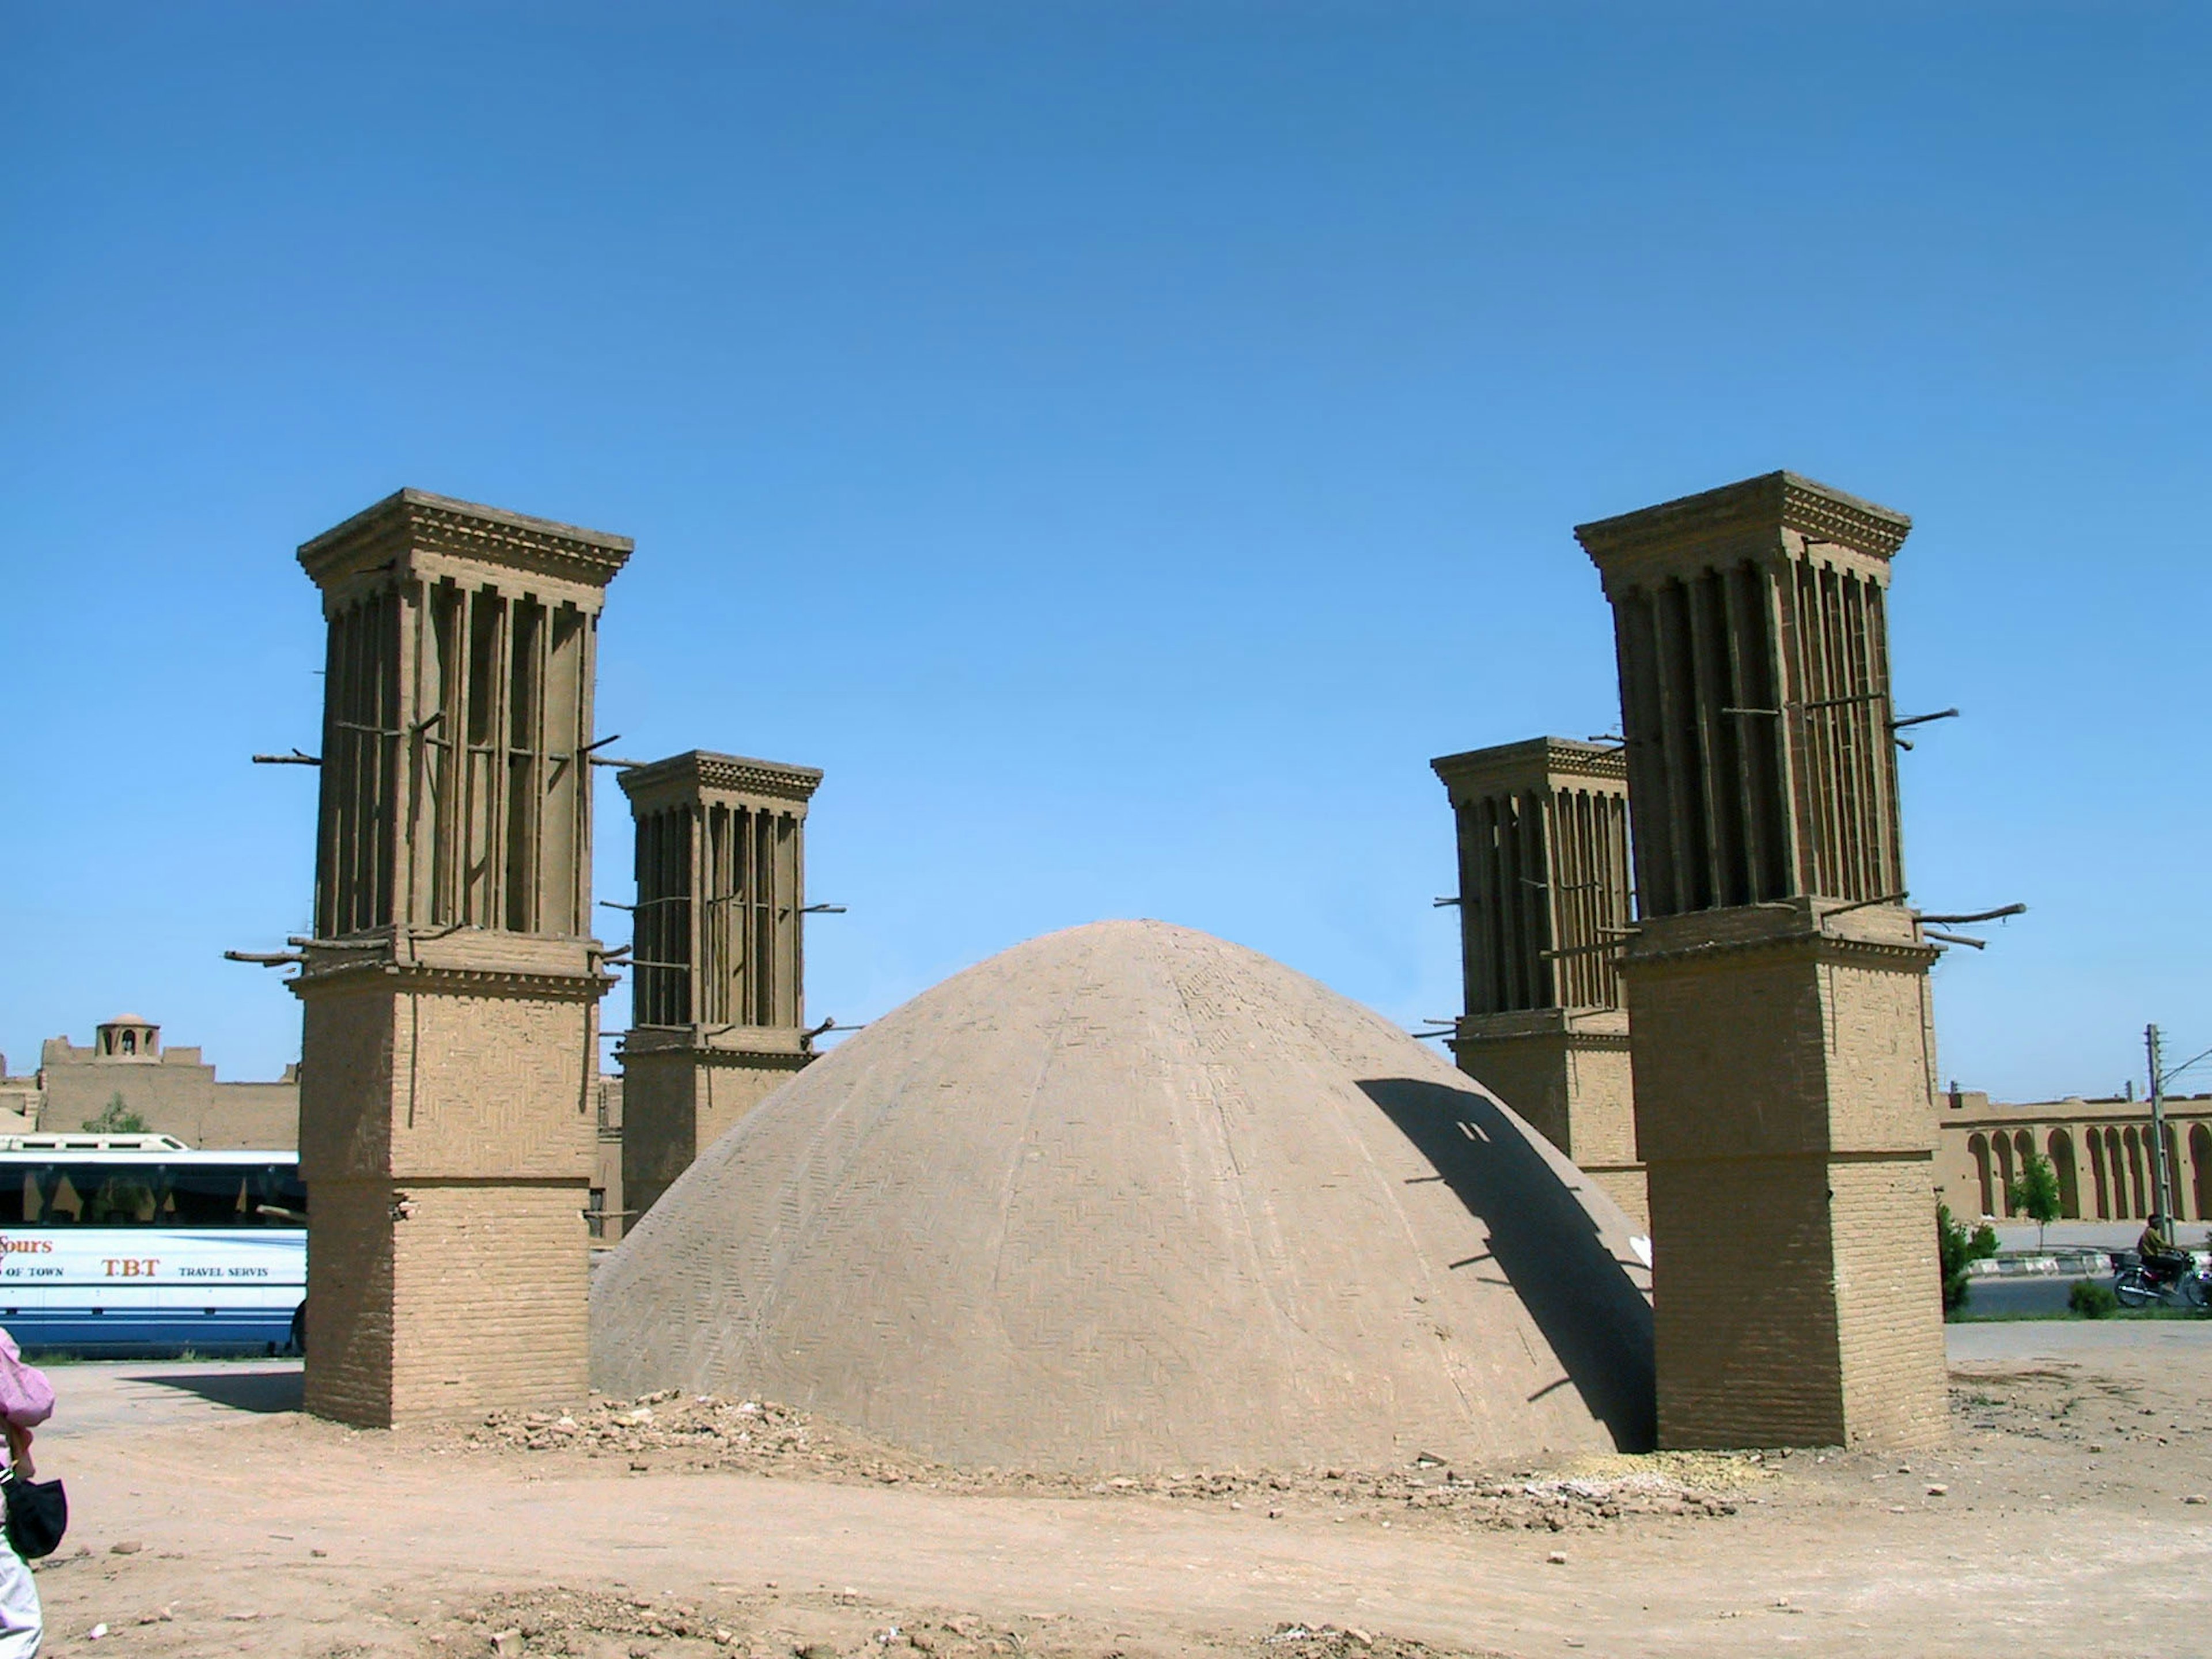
[292,490,628,1426]
[1431,738,1643,1226]
[619,751,822,1225]
[1578,471,1944,1450]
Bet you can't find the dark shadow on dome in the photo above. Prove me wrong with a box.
[1361,1077,1656,1452]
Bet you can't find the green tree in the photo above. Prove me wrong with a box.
[1938,1202,2001,1315]
[84,1092,150,1135]
[2007,1149,2063,1249]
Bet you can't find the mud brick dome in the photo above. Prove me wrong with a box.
[591,921,1655,1472]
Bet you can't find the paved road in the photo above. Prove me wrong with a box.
[1959,1275,2085,1318]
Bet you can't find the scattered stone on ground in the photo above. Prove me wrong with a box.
[403,1588,1515,1659]
[31,1333,2212,1657]
[433,1392,1747,1532]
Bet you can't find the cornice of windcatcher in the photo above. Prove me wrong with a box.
[297,489,634,595]
[1431,736,1626,804]
[1574,471,1911,593]
[619,749,825,812]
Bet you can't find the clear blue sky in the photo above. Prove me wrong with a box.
[2,3,2205,1103]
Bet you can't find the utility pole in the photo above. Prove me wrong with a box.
[2147,1024,2173,1222]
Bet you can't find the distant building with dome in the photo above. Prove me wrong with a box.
[0,1016,627,1225]
[0,1015,300,1147]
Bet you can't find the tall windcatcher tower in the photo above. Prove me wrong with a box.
[1430,738,1643,1226]
[293,490,629,1426]
[1577,471,1944,1450]
[619,751,822,1225]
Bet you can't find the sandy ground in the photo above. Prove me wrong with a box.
[24,1323,2212,1659]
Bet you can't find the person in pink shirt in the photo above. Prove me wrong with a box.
[0,1329,54,1658]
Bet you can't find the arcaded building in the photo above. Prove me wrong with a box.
[1938,1088,2212,1225]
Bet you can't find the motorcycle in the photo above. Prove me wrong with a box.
[2111,1250,2212,1310]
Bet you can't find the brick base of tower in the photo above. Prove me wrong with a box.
[1624,900,1946,1451]
[1452,1008,1647,1229]
[621,1031,811,1227]
[296,952,605,1427]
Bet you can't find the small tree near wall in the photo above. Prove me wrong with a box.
[2008,1150,2063,1251]
[84,1092,150,1135]
[1940,1203,2001,1314]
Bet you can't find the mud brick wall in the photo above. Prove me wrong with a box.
[623,1046,808,1229]
[1830,1157,1948,1445]
[301,980,596,1425]
[300,1177,395,1425]
[1647,1156,1843,1446]
[1627,927,1943,1450]
[1453,1025,1645,1229]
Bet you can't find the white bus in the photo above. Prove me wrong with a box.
[0,1135,305,1356]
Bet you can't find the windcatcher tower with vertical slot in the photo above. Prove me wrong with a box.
[1577,471,1944,1450]
[292,490,628,1426]
[1430,738,1644,1227]
[618,751,822,1226]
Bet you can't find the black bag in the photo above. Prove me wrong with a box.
[2,1474,66,1560]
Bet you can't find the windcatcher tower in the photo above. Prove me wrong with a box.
[1430,739,1644,1226]
[1577,471,1944,1450]
[619,751,821,1225]
[293,490,629,1426]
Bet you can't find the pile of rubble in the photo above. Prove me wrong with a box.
[446,1588,737,1652]
[424,1592,1516,1659]
[447,1392,1741,1531]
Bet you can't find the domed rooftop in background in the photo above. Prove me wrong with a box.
[591,921,1654,1472]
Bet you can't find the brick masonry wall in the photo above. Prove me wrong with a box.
[1629,955,1831,1161]
[1453,1031,1645,1228]
[40,1058,299,1148]
[1628,928,1942,1450]
[388,1181,588,1421]
[1819,960,1941,1152]
[1585,1167,1650,1232]
[1830,1157,1947,1448]
[1455,1036,1575,1152]
[623,1048,806,1228]
[620,1049,699,1228]
[301,1177,395,1425]
[393,993,594,1180]
[299,978,597,1426]
[1649,1156,1843,1447]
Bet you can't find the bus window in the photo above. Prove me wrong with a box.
[46,1171,82,1224]
[89,1173,157,1225]
[253,1165,308,1224]
[163,1166,307,1228]
[34,1167,157,1226]
[165,1167,251,1227]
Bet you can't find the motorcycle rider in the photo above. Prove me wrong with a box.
[2135,1212,2195,1285]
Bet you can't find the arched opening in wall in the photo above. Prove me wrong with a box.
[2107,1129,2130,1218]
[2162,1128,2184,1218]
[1994,1135,2016,1215]
[2123,1128,2147,1217]
[2088,1132,2110,1219]
[2192,1124,2212,1223]
[2048,1130,2079,1218]
[1969,1134,1993,1218]
[120,1031,135,1055]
